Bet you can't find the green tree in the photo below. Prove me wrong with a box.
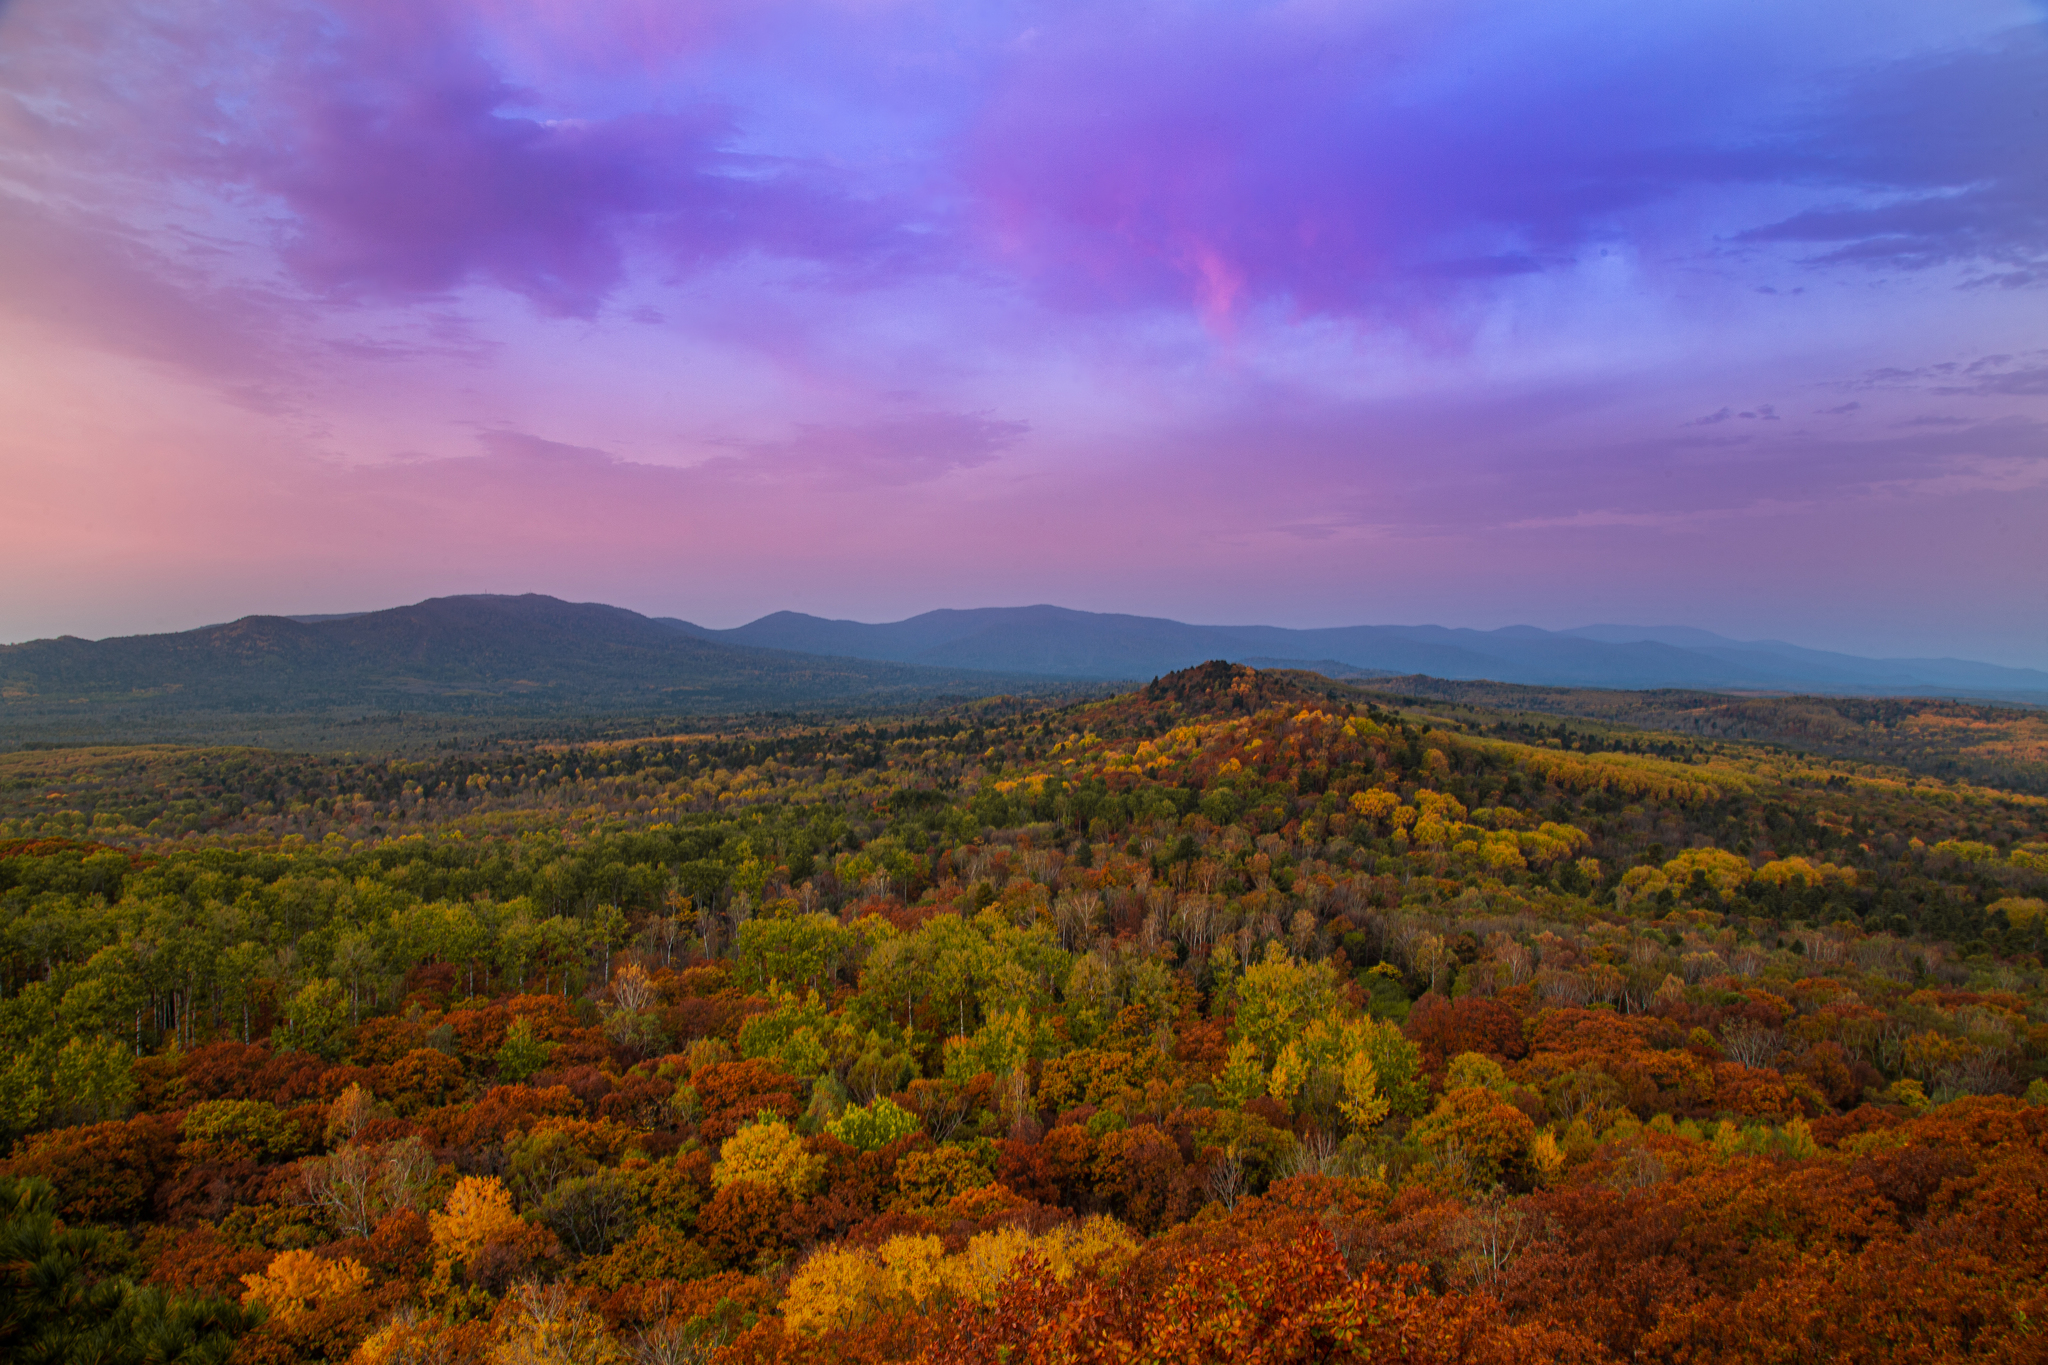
[496,1016,556,1083]
[50,1036,135,1128]
[734,913,854,992]
[330,929,381,1025]
[825,1095,922,1152]
[585,902,631,985]
[276,978,349,1059]
[1233,943,1339,1064]
[216,941,270,1044]
[736,987,836,1081]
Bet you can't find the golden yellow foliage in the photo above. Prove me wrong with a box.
[240,1248,370,1321]
[1338,1047,1390,1131]
[1035,1215,1141,1280]
[877,1234,949,1307]
[1753,856,1856,889]
[489,1284,625,1365]
[1990,896,2046,928]
[1901,1030,1978,1081]
[325,1082,378,1148]
[1476,738,1752,803]
[891,1145,991,1211]
[1413,789,1467,823]
[1478,834,1527,871]
[1530,1129,1565,1182]
[1349,789,1400,824]
[712,1116,824,1196]
[1266,1041,1308,1105]
[1411,814,1452,848]
[946,1226,1034,1306]
[1659,847,1752,898]
[779,1217,1141,1336]
[1517,822,1591,866]
[429,1175,524,1265]
[351,1308,480,1365]
[782,1246,891,1336]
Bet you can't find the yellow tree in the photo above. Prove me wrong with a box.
[429,1176,524,1265]
[1337,1048,1390,1131]
[713,1116,824,1197]
[241,1248,370,1321]
[489,1284,625,1365]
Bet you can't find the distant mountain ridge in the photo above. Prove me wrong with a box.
[6,598,2042,747]
[661,605,2048,702]
[0,595,1067,722]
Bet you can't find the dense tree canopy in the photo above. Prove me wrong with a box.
[1,664,2044,1362]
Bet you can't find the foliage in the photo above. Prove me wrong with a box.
[489,1282,626,1365]
[712,1117,824,1197]
[825,1095,922,1152]
[496,1018,557,1084]
[241,1247,373,1320]
[429,1177,526,1267]
[2,664,2047,1362]
[892,1145,994,1211]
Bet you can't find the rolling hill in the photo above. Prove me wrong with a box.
[0,595,1071,731]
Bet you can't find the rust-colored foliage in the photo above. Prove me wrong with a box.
[937,1225,1608,1365]
[0,1112,179,1223]
[421,1082,582,1150]
[692,1058,804,1146]
[1089,1123,1195,1233]
[378,1048,466,1113]
[700,1179,793,1270]
[1405,994,1530,1070]
[142,1220,270,1297]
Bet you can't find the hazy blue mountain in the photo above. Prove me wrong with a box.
[1557,624,2048,693]
[663,606,2048,701]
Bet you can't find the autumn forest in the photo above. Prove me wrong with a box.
[3,662,2045,1365]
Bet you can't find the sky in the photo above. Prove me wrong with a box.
[1,0,2045,667]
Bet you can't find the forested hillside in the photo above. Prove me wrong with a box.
[1356,676,2048,795]
[3,663,2045,1363]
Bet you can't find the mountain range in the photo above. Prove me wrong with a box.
[3,597,2043,742]
[663,604,2048,701]
[0,595,1063,723]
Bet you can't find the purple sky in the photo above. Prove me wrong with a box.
[2,0,2045,666]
